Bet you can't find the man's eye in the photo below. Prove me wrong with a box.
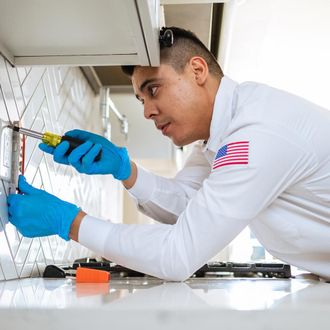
[149,86,158,96]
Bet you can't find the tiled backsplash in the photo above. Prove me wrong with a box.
[0,55,122,280]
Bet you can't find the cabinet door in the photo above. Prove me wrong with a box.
[0,0,160,66]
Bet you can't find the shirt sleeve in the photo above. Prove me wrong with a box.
[78,128,316,281]
[127,143,211,224]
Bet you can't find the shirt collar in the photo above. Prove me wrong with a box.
[202,76,238,153]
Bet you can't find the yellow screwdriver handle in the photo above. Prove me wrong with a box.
[42,131,102,161]
[42,132,62,147]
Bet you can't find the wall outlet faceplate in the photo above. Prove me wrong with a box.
[0,120,13,182]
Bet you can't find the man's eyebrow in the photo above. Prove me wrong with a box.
[139,78,158,93]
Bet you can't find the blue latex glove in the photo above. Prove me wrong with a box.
[7,175,80,241]
[39,129,131,180]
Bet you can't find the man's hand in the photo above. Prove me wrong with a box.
[7,175,80,241]
[39,129,131,180]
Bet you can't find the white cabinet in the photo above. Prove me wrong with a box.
[0,0,160,66]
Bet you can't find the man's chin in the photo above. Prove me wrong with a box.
[171,137,190,148]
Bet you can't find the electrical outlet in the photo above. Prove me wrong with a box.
[10,121,22,193]
[0,120,13,182]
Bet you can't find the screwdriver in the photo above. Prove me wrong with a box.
[12,126,102,161]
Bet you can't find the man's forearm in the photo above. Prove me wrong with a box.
[122,161,138,189]
[69,162,137,242]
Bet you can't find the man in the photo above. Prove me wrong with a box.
[7,27,330,281]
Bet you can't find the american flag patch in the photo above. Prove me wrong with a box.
[212,141,249,170]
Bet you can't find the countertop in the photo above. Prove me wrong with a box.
[0,276,329,330]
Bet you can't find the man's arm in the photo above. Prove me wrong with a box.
[124,143,211,224]
[70,161,137,242]
[74,129,315,281]
[70,145,209,235]
[39,128,208,225]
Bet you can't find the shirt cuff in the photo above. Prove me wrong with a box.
[127,166,156,203]
[78,215,114,255]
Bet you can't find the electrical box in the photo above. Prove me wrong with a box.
[0,120,13,182]
[0,120,22,192]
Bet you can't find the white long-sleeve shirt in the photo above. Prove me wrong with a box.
[79,76,330,281]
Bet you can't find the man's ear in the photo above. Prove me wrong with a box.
[189,56,209,85]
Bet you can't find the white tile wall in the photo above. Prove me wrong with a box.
[0,55,123,280]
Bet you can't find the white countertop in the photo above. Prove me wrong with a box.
[0,276,329,330]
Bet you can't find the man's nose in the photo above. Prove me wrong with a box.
[143,100,158,119]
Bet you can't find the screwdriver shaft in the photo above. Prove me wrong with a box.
[11,125,102,161]
[13,127,44,140]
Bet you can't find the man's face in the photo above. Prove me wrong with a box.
[132,63,211,146]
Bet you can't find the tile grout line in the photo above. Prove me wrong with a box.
[4,59,22,119]
[39,171,56,264]
[0,261,6,280]
[18,67,29,86]
[56,67,71,96]
[42,72,56,131]
[21,93,46,170]
[25,94,46,130]
[19,68,47,120]
[0,84,12,123]
[0,180,20,279]
[23,123,45,171]
[55,77,75,121]
[39,236,54,267]
[18,238,34,278]
[41,152,56,194]
[29,244,42,278]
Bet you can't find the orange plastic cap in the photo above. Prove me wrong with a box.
[76,267,110,283]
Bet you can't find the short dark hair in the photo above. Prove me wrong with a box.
[121,26,223,77]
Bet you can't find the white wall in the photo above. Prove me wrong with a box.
[219,0,330,109]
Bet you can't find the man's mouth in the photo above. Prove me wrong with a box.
[157,122,171,135]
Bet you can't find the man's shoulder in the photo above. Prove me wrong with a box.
[235,79,273,98]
